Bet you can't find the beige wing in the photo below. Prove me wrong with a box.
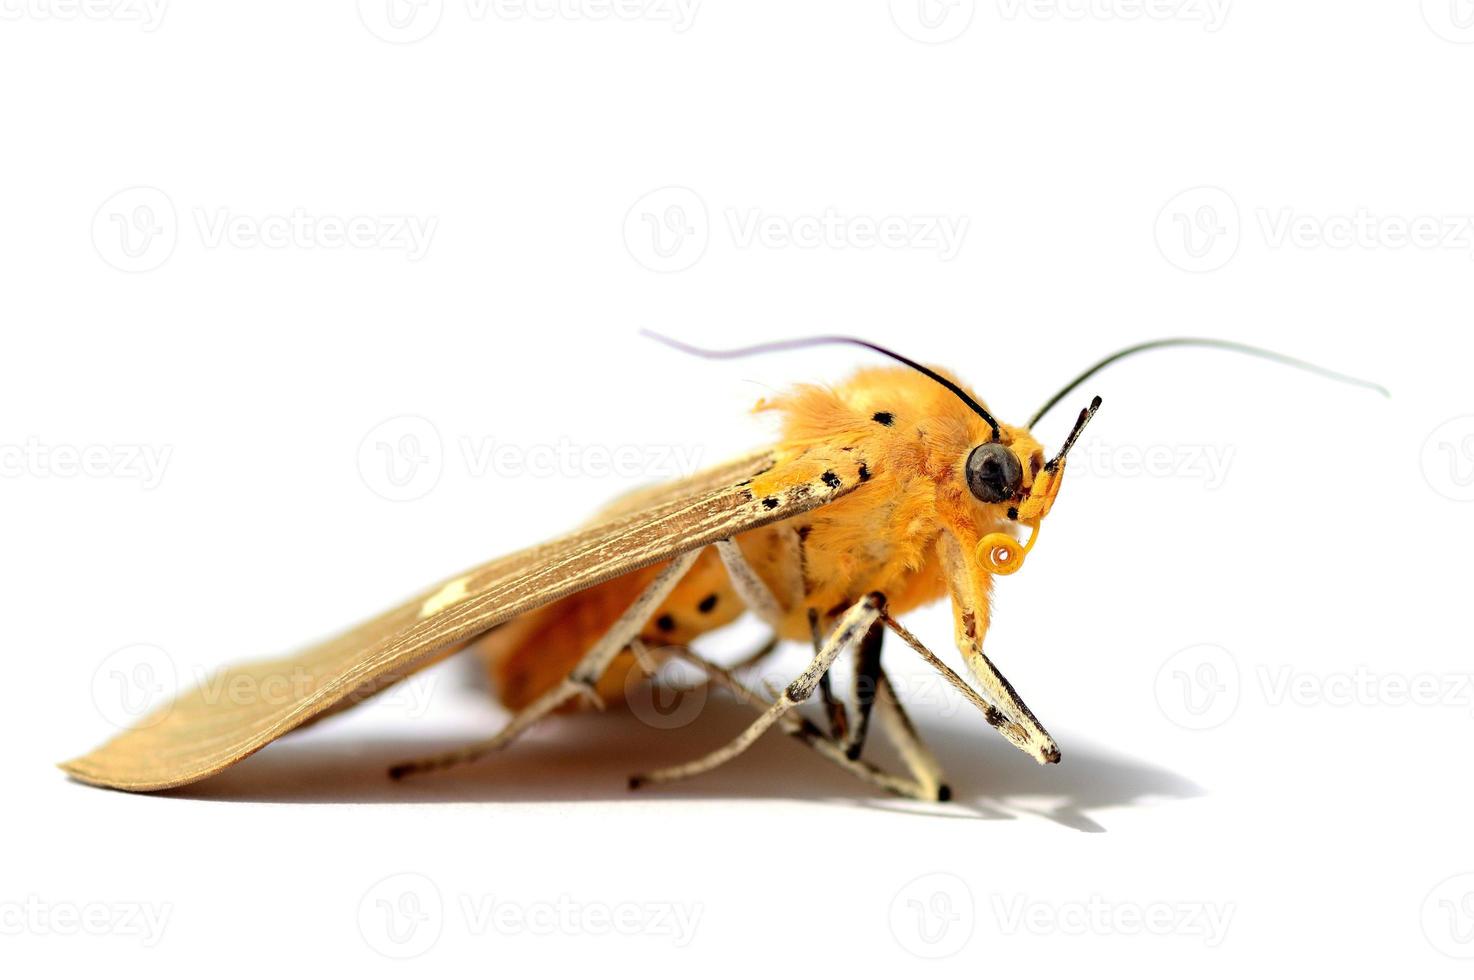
[62,448,853,792]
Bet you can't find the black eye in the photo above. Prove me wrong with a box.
[965,442,1023,504]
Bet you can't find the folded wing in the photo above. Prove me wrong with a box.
[63,448,855,791]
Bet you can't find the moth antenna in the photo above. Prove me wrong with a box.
[1044,395,1103,474]
[1030,337,1389,429]
[641,330,1002,441]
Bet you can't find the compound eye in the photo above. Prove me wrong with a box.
[965,442,1023,504]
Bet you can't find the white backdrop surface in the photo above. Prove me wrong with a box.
[3,4,1472,975]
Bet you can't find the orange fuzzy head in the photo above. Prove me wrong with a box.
[745,363,1099,643]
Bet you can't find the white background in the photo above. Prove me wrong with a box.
[4,2,1473,975]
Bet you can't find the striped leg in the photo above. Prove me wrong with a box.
[873,666,950,801]
[840,616,883,760]
[388,548,702,779]
[628,595,883,790]
[718,535,849,739]
[654,645,933,800]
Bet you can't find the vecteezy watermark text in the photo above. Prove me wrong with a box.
[1155,644,1474,730]
[193,208,436,259]
[1157,186,1474,273]
[91,643,439,729]
[725,208,969,261]
[357,0,700,43]
[996,0,1231,32]
[0,438,171,489]
[93,186,437,273]
[358,415,705,502]
[0,0,168,30]
[357,873,702,958]
[990,894,1234,946]
[624,187,969,272]
[0,897,172,946]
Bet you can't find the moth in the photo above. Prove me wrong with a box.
[63,335,1384,800]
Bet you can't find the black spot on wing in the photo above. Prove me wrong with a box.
[872,411,894,426]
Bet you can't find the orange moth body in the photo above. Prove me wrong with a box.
[481,365,1052,711]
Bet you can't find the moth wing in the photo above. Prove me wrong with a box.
[62,448,853,792]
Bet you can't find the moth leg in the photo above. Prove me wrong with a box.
[934,534,1059,764]
[879,612,1056,763]
[810,608,850,743]
[840,616,884,760]
[713,537,785,626]
[873,666,950,802]
[388,548,703,780]
[719,536,846,738]
[781,525,857,735]
[771,522,809,610]
[655,644,934,800]
[628,594,882,791]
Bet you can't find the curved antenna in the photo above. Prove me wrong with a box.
[1029,337,1389,429]
[642,330,1002,441]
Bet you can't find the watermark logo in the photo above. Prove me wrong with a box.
[357,0,444,43]
[625,653,709,730]
[1422,0,1474,43]
[889,872,974,958]
[91,644,177,730]
[1154,643,1239,730]
[1155,186,1240,273]
[890,0,975,43]
[92,186,177,273]
[624,186,709,273]
[358,873,444,959]
[1423,873,1474,958]
[1421,416,1474,502]
[358,416,445,503]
